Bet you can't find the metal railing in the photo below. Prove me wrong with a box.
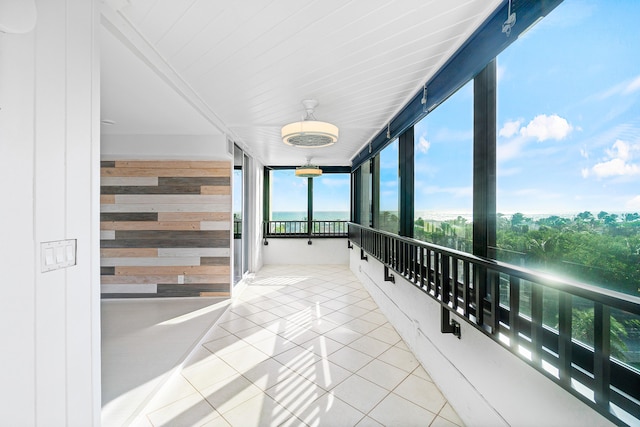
[233,220,242,239]
[263,220,348,242]
[348,223,640,426]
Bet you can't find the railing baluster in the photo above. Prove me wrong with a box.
[509,275,520,349]
[488,269,500,333]
[419,247,425,289]
[558,292,572,389]
[452,258,460,310]
[531,283,543,366]
[413,244,418,284]
[594,302,611,408]
[463,261,471,317]
[442,254,450,304]
[475,265,486,326]
[426,249,433,294]
[435,252,442,299]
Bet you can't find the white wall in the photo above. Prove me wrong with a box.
[349,247,614,427]
[264,238,349,265]
[101,134,228,159]
[0,0,101,425]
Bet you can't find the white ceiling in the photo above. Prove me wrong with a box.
[100,0,502,166]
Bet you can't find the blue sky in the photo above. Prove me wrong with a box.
[270,170,350,213]
[410,0,640,216]
[275,0,640,217]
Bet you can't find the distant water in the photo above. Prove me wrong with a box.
[272,211,349,221]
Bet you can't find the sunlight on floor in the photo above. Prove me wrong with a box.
[108,265,464,427]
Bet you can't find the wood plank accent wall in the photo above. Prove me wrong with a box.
[100,160,231,298]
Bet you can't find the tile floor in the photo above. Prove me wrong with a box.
[102,297,230,426]
[132,265,464,427]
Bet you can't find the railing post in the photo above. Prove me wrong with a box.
[594,302,611,409]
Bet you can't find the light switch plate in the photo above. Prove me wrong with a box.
[41,239,77,272]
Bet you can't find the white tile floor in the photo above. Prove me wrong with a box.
[102,297,230,426]
[131,265,464,427]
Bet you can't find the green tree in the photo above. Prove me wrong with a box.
[571,309,629,360]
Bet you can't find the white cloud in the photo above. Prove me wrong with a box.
[520,114,573,142]
[606,139,631,161]
[627,195,640,210]
[597,74,640,99]
[499,120,522,138]
[591,158,640,178]
[585,139,640,179]
[417,135,430,154]
[624,75,640,95]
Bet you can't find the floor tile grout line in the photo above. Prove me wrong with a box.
[143,265,462,427]
[127,299,232,426]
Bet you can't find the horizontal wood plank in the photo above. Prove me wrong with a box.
[100,230,116,240]
[200,221,231,230]
[100,221,200,231]
[101,248,158,257]
[201,185,231,195]
[115,230,228,240]
[114,194,231,204]
[101,177,158,186]
[101,284,157,294]
[101,257,201,267]
[159,212,230,222]
[101,238,229,248]
[158,248,230,257]
[101,185,201,195]
[115,266,230,276]
[100,213,159,222]
[100,194,115,204]
[101,275,177,284]
[101,267,115,276]
[101,203,230,213]
[158,177,230,186]
[200,257,231,266]
[101,167,230,178]
[184,274,230,284]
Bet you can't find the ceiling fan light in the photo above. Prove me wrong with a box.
[282,121,339,148]
[281,100,339,148]
[295,164,322,178]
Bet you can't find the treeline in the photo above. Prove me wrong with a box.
[496,211,640,297]
[413,211,640,296]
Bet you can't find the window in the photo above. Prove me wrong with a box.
[313,173,350,221]
[496,0,640,368]
[378,140,399,233]
[413,80,473,252]
[496,0,640,298]
[270,169,307,221]
[358,160,373,227]
[266,168,350,236]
